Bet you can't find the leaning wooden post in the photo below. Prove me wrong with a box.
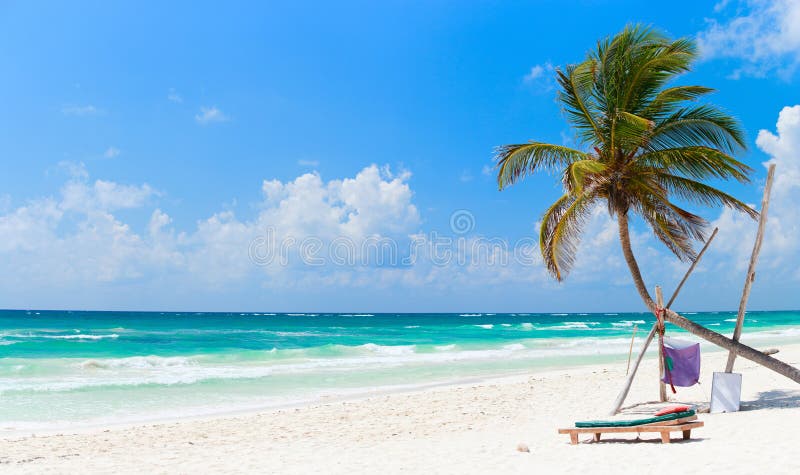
[656,286,667,402]
[625,324,638,376]
[609,231,719,415]
[666,227,718,309]
[725,164,776,372]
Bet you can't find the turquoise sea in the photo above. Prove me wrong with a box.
[1,309,799,432]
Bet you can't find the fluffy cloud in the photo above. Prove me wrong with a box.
[2,113,797,311]
[698,0,800,78]
[0,165,427,297]
[705,105,800,284]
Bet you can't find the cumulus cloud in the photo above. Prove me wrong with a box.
[0,165,427,297]
[3,120,796,311]
[705,105,800,285]
[297,159,320,167]
[698,0,800,79]
[195,106,228,124]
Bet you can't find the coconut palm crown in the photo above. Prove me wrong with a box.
[495,25,757,305]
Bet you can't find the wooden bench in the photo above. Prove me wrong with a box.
[558,415,703,444]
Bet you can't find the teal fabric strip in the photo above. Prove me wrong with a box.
[574,410,695,428]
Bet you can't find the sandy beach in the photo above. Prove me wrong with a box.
[2,344,798,474]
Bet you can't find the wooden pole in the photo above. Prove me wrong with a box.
[666,227,718,309]
[725,164,776,372]
[656,286,667,402]
[609,232,719,415]
[626,324,638,376]
[610,325,657,415]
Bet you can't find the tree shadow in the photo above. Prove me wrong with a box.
[740,389,800,411]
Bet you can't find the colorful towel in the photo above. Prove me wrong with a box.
[574,410,695,428]
[662,337,701,387]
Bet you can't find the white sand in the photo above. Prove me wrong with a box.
[2,345,800,474]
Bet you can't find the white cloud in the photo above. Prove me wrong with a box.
[523,63,550,81]
[167,88,183,103]
[523,62,555,90]
[459,170,473,182]
[3,120,797,311]
[61,105,103,116]
[60,179,156,213]
[298,159,320,167]
[697,0,800,79]
[706,105,800,283]
[58,161,89,180]
[481,165,493,177]
[104,147,120,158]
[195,106,229,124]
[0,165,424,295]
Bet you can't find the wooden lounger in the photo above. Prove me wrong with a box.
[558,415,703,444]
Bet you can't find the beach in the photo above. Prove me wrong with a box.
[3,342,799,474]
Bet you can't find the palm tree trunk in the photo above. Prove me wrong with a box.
[617,213,655,309]
[615,212,800,385]
[663,309,800,382]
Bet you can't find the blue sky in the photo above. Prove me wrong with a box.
[1,0,799,312]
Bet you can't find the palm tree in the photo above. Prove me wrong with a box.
[495,25,800,384]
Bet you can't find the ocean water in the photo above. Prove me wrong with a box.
[1,309,799,432]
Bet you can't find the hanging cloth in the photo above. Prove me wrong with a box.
[661,337,701,387]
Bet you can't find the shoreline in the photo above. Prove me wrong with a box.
[3,335,799,438]
[0,362,602,439]
[2,344,799,473]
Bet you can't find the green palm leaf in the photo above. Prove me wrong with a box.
[495,142,588,189]
[494,24,757,283]
[540,193,597,280]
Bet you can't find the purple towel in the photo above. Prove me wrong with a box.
[661,337,701,387]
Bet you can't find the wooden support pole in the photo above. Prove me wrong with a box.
[656,286,667,402]
[666,227,719,309]
[725,164,776,372]
[626,324,638,376]
[609,325,657,415]
[609,231,720,415]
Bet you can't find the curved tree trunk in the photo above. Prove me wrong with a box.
[615,212,800,385]
[617,213,656,310]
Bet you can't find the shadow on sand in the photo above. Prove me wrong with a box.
[740,389,800,411]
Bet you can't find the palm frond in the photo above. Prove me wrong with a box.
[641,86,715,119]
[556,62,603,144]
[540,193,597,280]
[653,172,758,218]
[495,142,588,189]
[614,111,655,152]
[562,159,607,193]
[636,146,752,182]
[648,105,746,153]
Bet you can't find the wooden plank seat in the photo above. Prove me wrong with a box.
[559,415,703,444]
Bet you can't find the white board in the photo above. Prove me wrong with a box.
[710,372,742,413]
